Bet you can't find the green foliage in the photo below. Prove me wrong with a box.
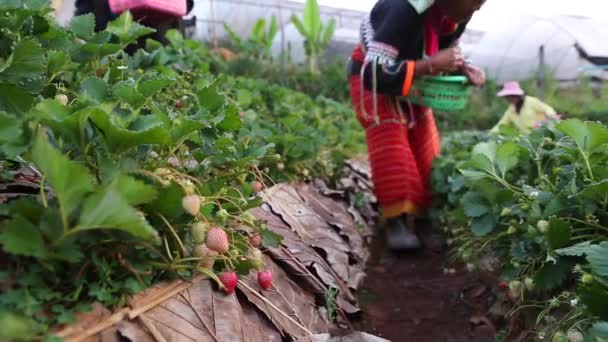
[223,16,278,61]
[436,77,608,132]
[0,4,357,339]
[432,121,608,337]
[290,0,336,73]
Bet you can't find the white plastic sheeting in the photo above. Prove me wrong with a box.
[187,0,364,61]
[467,15,608,82]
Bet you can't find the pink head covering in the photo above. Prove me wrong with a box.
[497,82,525,97]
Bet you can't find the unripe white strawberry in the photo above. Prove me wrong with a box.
[167,156,181,168]
[192,243,218,269]
[55,94,68,106]
[508,280,522,301]
[537,220,549,233]
[182,195,201,216]
[206,227,229,254]
[567,330,583,342]
[524,277,535,291]
[249,248,265,270]
[190,222,209,243]
[217,209,229,223]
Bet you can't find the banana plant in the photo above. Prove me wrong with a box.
[224,16,279,61]
[291,0,336,74]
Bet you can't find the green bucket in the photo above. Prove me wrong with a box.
[406,75,472,111]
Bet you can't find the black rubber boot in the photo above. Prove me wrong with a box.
[384,215,421,251]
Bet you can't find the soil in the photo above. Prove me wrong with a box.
[354,224,499,342]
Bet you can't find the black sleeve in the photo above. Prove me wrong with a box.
[75,0,115,31]
[187,0,194,13]
[439,19,469,49]
[362,0,422,96]
[74,0,95,16]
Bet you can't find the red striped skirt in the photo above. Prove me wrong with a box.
[349,47,440,218]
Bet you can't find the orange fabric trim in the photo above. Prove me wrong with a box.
[381,200,420,219]
[401,61,415,97]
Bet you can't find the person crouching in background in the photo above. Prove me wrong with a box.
[491,82,561,135]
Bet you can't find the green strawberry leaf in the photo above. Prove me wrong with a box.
[579,282,608,321]
[586,322,608,341]
[0,39,46,93]
[534,258,575,290]
[0,312,44,342]
[30,132,95,218]
[0,111,22,144]
[556,241,592,257]
[47,50,74,76]
[69,14,95,39]
[557,119,608,154]
[137,78,176,97]
[112,81,146,109]
[89,110,170,153]
[0,82,34,114]
[0,215,46,258]
[461,192,489,218]
[217,105,243,131]
[235,258,255,275]
[495,142,520,176]
[80,77,109,104]
[106,11,155,45]
[471,214,496,236]
[110,175,158,206]
[197,78,225,114]
[31,100,89,145]
[546,218,572,251]
[77,188,159,242]
[575,179,608,201]
[586,242,608,277]
[146,181,185,220]
[170,116,208,143]
[261,229,283,247]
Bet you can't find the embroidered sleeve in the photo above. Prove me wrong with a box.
[361,0,421,97]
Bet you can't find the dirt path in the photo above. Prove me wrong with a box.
[355,224,497,342]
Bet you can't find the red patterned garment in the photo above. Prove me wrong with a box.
[348,1,465,218]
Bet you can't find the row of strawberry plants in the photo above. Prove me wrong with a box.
[0,2,362,340]
[431,123,608,340]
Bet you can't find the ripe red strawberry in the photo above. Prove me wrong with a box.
[182,195,201,216]
[175,99,183,109]
[249,234,262,247]
[252,181,264,193]
[206,227,229,254]
[219,272,238,294]
[498,281,508,289]
[258,270,273,290]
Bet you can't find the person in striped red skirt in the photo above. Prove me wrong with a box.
[348,0,487,251]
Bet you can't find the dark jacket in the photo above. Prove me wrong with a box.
[350,0,468,96]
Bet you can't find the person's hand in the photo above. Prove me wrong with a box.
[428,47,464,74]
[462,64,486,86]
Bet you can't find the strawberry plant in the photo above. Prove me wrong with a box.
[0,3,298,339]
[432,120,608,339]
[0,1,361,339]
